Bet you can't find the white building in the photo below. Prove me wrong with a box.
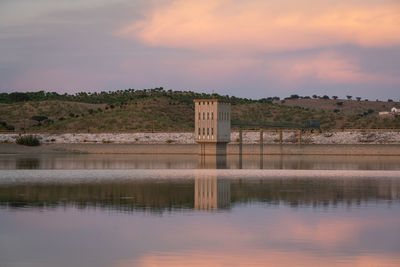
[379,107,400,116]
[194,99,231,154]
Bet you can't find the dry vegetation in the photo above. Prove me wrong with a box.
[278,98,400,115]
[1,95,400,132]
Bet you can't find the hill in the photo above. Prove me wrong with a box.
[0,89,399,132]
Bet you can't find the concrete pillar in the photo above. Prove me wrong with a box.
[239,129,243,154]
[298,130,302,144]
[259,128,263,169]
[239,129,243,169]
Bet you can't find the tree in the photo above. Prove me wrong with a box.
[9,92,30,102]
[322,95,330,99]
[332,96,338,100]
[30,115,48,126]
[312,94,318,99]
[30,115,48,123]
[356,97,361,101]
[346,95,352,100]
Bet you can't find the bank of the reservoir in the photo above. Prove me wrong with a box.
[1,131,400,145]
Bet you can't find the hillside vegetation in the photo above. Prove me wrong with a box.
[0,88,399,132]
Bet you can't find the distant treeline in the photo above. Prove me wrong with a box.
[0,88,280,105]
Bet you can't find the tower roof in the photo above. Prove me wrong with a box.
[193,99,230,104]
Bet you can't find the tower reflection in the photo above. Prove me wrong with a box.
[197,154,227,169]
[194,173,230,210]
[195,154,230,210]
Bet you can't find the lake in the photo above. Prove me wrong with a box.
[1,154,400,266]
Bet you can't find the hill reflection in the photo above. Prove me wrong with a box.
[1,176,399,212]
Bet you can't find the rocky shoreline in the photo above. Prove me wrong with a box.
[1,131,400,145]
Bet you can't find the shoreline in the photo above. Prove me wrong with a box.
[1,131,400,155]
[1,131,400,145]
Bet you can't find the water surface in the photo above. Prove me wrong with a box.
[1,152,400,266]
[1,170,400,267]
[2,154,400,170]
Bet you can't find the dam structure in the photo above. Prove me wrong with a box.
[194,99,231,155]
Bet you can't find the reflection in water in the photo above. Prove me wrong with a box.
[3,154,400,170]
[197,154,227,169]
[15,158,40,169]
[195,174,230,210]
[1,176,399,211]
[1,173,400,267]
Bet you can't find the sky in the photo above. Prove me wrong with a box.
[0,0,399,99]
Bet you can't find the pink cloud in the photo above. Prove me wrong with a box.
[116,0,400,52]
[268,52,400,84]
[123,250,400,267]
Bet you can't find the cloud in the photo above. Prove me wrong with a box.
[117,0,400,52]
[125,250,400,267]
[268,52,400,85]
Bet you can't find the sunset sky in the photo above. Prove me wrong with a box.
[1,0,399,99]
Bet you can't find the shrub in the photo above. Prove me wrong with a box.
[31,115,48,122]
[5,125,15,131]
[16,135,40,146]
[0,121,15,131]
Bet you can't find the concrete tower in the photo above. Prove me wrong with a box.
[194,99,231,155]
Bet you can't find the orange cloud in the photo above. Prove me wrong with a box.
[119,250,400,267]
[117,0,400,52]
